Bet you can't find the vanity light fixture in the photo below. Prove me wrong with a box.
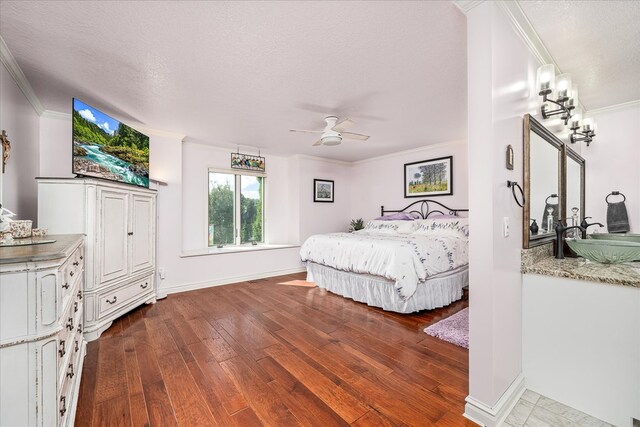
[569,114,597,146]
[536,65,576,125]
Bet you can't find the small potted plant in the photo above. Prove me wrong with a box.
[349,218,364,232]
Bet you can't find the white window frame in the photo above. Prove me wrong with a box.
[206,167,267,247]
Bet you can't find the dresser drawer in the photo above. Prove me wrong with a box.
[58,293,83,385]
[98,275,154,319]
[60,245,84,308]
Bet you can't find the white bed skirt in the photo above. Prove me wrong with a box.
[306,262,469,313]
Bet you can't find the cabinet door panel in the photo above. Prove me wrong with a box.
[130,194,155,274]
[97,189,129,284]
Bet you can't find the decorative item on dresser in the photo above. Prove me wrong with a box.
[37,177,157,341]
[0,235,86,427]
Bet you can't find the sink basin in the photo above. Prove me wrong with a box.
[589,233,640,244]
[566,239,640,264]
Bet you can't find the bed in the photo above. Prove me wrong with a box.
[300,200,469,313]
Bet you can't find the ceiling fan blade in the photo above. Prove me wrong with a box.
[341,131,370,141]
[290,129,323,134]
[312,139,323,146]
[331,118,355,132]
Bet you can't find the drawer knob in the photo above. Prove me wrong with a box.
[58,340,66,358]
[79,255,83,260]
[69,271,74,277]
[73,261,79,266]
[127,232,134,236]
[75,340,79,353]
[59,396,66,417]
[67,364,74,379]
[106,296,118,305]
[62,282,70,290]
[74,301,78,313]
[77,323,83,334]
[66,317,74,331]
[140,282,149,289]
[77,290,83,300]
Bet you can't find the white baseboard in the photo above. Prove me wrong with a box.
[157,266,307,297]
[464,373,526,426]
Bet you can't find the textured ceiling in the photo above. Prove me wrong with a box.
[519,0,640,111]
[0,1,467,161]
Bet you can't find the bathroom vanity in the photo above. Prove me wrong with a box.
[521,245,640,427]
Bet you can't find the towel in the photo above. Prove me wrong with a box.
[541,203,559,232]
[607,201,630,233]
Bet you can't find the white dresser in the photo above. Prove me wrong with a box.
[0,235,86,427]
[37,178,157,341]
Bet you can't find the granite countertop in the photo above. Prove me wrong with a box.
[522,255,640,288]
[0,234,84,264]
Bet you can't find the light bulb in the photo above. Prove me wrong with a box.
[536,64,555,94]
[556,74,572,100]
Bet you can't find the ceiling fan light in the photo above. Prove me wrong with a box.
[321,135,342,146]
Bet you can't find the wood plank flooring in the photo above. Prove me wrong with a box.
[76,273,474,426]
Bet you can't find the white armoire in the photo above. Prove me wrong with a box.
[38,178,157,341]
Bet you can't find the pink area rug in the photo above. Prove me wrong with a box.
[424,308,469,349]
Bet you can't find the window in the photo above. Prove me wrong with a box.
[208,170,264,246]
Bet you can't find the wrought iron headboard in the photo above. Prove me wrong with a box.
[380,199,469,219]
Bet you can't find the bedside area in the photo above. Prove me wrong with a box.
[0,234,87,427]
[521,244,640,427]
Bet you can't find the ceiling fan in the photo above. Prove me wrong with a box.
[289,116,370,146]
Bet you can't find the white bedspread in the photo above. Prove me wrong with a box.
[299,230,468,299]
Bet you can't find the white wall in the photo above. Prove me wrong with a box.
[39,115,74,178]
[523,274,640,427]
[0,62,40,222]
[296,155,352,241]
[349,141,468,221]
[583,106,640,233]
[466,2,541,419]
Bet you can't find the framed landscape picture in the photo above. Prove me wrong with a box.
[404,156,453,198]
[314,179,334,203]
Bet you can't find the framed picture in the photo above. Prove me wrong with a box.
[314,179,334,203]
[231,152,265,172]
[404,156,453,198]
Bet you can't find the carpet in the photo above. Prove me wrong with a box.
[423,307,469,349]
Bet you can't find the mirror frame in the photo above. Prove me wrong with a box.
[562,145,586,226]
[523,114,564,248]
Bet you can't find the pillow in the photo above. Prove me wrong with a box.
[374,212,420,221]
[413,218,469,238]
[362,219,419,234]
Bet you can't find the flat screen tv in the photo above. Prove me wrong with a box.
[72,98,149,188]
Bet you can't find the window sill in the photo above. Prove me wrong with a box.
[180,244,300,258]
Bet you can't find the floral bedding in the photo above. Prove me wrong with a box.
[299,220,469,300]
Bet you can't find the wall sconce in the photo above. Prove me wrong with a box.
[569,114,597,146]
[537,65,595,146]
[536,65,576,125]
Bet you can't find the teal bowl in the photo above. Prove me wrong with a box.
[566,239,640,264]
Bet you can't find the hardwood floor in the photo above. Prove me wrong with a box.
[76,273,474,426]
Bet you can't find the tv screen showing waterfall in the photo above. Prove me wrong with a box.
[72,98,149,188]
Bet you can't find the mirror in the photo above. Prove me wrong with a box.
[563,146,585,229]
[523,114,563,248]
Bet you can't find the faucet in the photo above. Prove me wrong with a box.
[580,217,604,239]
[555,221,585,259]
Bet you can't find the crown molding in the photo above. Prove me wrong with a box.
[0,35,45,115]
[130,125,186,141]
[585,99,640,117]
[293,154,352,166]
[41,110,71,120]
[496,1,556,68]
[453,0,485,14]
[351,139,467,166]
